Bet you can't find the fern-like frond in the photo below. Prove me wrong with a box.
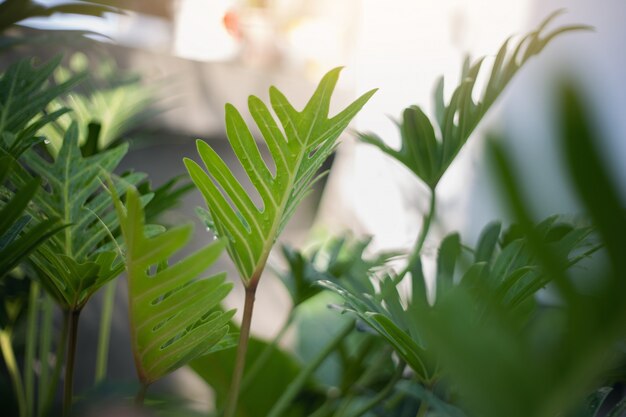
[113,186,235,384]
[359,11,591,189]
[17,123,144,309]
[185,68,376,285]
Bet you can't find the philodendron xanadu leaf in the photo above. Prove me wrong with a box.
[185,68,376,286]
[359,11,590,189]
[113,186,235,384]
[18,123,145,310]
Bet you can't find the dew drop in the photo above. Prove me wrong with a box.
[44,139,50,144]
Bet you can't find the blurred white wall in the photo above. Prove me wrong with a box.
[317,0,530,258]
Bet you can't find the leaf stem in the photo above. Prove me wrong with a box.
[25,281,40,417]
[266,320,355,417]
[224,286,257,417]
[95,280,117,384]
[397,188,436,283]
[331,347,392,417]
[135,382,149,406]
[0,329,26,417]
[240,309,294,394]
[342,360,405,417]
[38,294,54,417]
[63,309,80,417]
[41,308,69,417]
[416,399,429,417]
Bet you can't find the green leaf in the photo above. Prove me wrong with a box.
[0,170,65,277]
[40,70,155,155]
[561,86,626,276]
[0,56,83,158]
[113,186,235,384]
[358,13,590,189]
[185,68,375,285]
[436,233,461,299]
[191,334,304,417]
[19,123,143,309]
[138,175,194,223]
[475,222,501,263]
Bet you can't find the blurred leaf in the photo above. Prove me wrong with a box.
[191,335,307,417]
[0,0,119,33]
[409,86,626,417]
[320,215,595,388]
[359,11,591,189]
[40,54,157,156]
[279,236,399,307]
[0,56,82,158]
[560,87,626,276]
[138,175,194,223]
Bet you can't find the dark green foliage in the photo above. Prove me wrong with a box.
[279,236,399,307]
[191,335,305,417]
[139,175,195,224]
[0,56,83,159]
[0,0,117,33]
[408,88,626,417]
[17,124,142,310]
[320,216,596,385]
[0,57,78,290]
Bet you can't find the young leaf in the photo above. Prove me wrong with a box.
[185,68,376,286]
[359,12,590,189]
[113,186,235,385]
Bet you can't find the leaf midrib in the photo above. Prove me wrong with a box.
[250,85,328,280]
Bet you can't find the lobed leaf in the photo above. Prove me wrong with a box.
[113,186,235,384]
[185,68,375,285]
[358,12,590,189]
[15,123,143,309]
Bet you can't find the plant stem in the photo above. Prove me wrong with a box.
[95,280,116,384]
[266,320,354,417]
[63,309,80,417]
[397,188,436,284]
[240,309,294,394]
[41,309,69,417]
[135,383,149,406]
[343,361,405,417]
[416,399,429,417]
[25,281,40,417]
[224,286,257,417]
[38,294,54,416]
[0,329,26,417]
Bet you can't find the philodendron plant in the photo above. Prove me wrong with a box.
[4,9,622,417]
[185,67,376,416]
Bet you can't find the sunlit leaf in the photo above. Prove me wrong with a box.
[185,68,375,286]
